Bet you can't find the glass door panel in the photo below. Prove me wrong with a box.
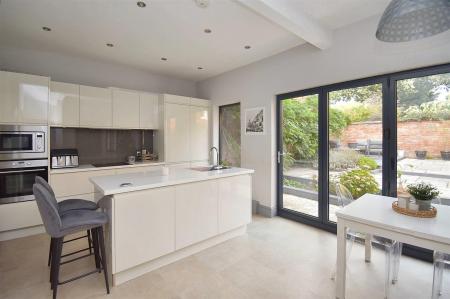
[280,94,319,218]
[328,84,383,222]
[396,73,450,204]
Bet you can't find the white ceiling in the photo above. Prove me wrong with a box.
[0,0,390,81]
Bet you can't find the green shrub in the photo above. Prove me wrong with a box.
[329,149,362,171]
[283,97,348,162]
[357,156,378,170]
[339,169,379,199]
[398,99,450,121]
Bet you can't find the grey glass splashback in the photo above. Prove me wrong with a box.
[50,127,154,165]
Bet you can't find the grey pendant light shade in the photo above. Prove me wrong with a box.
[376,0,450,42]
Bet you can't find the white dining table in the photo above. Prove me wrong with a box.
[335,194,450,299]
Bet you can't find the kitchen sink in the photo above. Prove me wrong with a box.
[190,165,231,172]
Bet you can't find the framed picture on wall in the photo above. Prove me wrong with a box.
[245,107,265,135]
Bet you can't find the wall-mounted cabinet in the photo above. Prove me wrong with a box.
[140,92,159,129]
[162,94,210,164]
[112,89,140,129]
[80,85,112,128]
[0,71,49,124]
[189,105,209,161]
[49,81,80,127]
[164,102,191,163]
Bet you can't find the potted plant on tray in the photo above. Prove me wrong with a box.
[406,182,440,211]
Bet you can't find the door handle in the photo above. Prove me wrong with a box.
[277,151,285,164]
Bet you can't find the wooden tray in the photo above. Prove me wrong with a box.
[392,201,437,218]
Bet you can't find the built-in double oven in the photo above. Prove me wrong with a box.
[0,125,48,204]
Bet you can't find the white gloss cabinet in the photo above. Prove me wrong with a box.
[112,89,140,129]
[0,201,42,232]
[79,85,112,128]
[175,180,218,249]
[114,187,175,272]
[139,92,159,129]
[189,105,210,161]
[0,71,49,124]
[49,81,80,127]
[164,103,191,163]
[218,175,252,233]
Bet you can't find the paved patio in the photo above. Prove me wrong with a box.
[283,157,450,217]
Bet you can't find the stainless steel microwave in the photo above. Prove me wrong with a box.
[0,125,48,160]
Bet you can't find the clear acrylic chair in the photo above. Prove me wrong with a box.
[332,183,402,299]
[432,251,449,298]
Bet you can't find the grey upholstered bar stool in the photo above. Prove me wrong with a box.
[35,176,97,266]
[33,183,109,299]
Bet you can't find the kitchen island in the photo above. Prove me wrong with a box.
[90,167,254,286]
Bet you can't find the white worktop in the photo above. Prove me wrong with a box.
[90,167,254,195]
[49,161,165,174]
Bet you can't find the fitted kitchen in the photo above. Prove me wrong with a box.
[0,70,253,295]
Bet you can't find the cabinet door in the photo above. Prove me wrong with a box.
[49,169,115,197]
[49,81,80,126]
[165,103,190,163]
[112,89,140,129]
[175,180,218,249]
[79,85,112,128]
[218,175,252,233]
[190,106,210,161]
[190,97,210,107]
[0,201,42,232]
[0,71,49,124]
[139,93,159,129]
[114,187,175,272]
[164,94,190,105]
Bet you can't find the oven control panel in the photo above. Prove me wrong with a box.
[35,133,45,152]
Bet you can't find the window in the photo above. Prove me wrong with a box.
[219,103,241,167]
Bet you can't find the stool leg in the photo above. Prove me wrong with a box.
[51,237,63,299]
[48,238,53,267]
[91,229,101,272]
[87,230,92,254]
[97,227,110,294]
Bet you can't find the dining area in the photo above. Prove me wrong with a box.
[334,192,450,299]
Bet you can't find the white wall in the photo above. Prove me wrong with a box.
[197,15,450,215]
[0,46,197,97]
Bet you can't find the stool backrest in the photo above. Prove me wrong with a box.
[35,176,56,198]
[33,183,62,237]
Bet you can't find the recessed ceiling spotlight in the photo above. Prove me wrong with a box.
[42,26,51,32]
[244,45,251,49]
[137,1,146,8]
[161,57,167,61]
[197,67,204,70]
[106,43,114,47]
[194,0,209,8]
[204,28,212,34]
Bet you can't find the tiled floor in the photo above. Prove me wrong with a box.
[0,216,443,299]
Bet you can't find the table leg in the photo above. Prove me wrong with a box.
[365,233,372,263]
[336,220,347,299]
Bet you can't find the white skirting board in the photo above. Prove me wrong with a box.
[0,225,45,242]
[112,225,247,286]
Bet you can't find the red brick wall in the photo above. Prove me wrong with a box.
[340,120,450,158]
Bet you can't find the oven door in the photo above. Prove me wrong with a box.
[0,166,48,204]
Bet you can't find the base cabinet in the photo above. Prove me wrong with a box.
[175,180,218,249]
[114,187,175,272]
[0,201,42,232]
[218,175,252,233]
